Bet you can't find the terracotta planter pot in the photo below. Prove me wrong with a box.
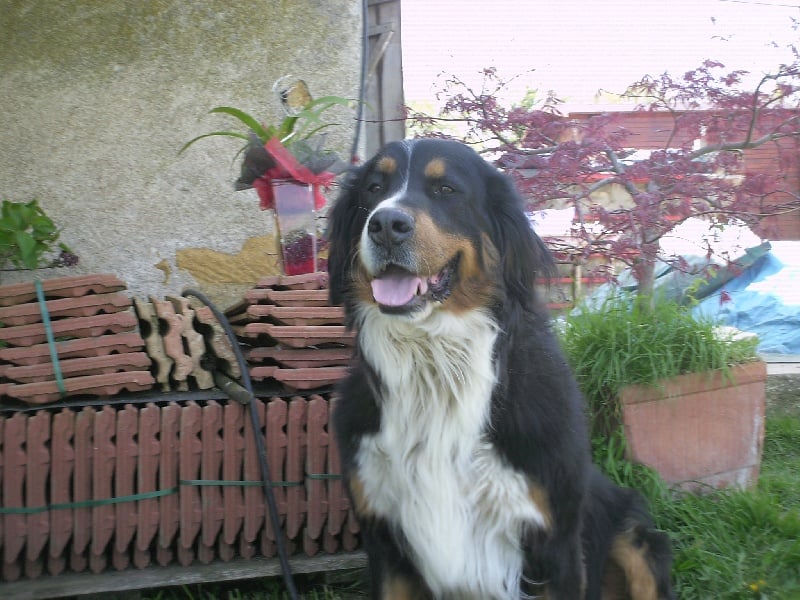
[619,361,767,492]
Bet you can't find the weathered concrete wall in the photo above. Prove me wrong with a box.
[0,0,360,307]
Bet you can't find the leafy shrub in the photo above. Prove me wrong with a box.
[0,199,77,271]
[560,293,759,434]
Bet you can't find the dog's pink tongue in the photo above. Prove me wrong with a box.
[371,273,423,307]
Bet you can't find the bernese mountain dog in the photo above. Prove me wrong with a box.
[327,138,675,600]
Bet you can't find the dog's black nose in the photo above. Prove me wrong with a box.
[367,208,414,246]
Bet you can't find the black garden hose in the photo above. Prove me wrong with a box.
[181,288,299,600]
[180,5,370,595]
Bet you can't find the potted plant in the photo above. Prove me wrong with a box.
[0,198,78,280]
[560,293,766,492]
[182,84,351,275]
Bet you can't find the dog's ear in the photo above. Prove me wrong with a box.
[485,169,555,309]
[326,168,367,306]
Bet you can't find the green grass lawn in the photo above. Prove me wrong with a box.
[144,406,800,600]
[657,413,800,599]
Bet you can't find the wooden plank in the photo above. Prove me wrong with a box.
[0,552,367,600]
[364,0,405,156]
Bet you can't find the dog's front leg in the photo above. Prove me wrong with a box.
[378,570,433,600]
[358,519,433,600]
[522,527,587,600]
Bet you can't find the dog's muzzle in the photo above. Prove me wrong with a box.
[362,207,457,313]
[367,207,415,249]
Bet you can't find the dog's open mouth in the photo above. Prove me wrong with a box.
[370,256,458,312]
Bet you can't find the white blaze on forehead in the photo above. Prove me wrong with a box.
[359,197,403,276]
[359,142,414,276]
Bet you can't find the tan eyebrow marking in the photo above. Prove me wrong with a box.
[424,158,446,179]
[377,156,397,174]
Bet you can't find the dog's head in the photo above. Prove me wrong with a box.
[327,138,553,320]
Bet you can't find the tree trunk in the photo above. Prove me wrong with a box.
[633,239,659,311]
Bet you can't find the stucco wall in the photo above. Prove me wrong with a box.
[0,0,361,307]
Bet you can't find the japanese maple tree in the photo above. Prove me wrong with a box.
[408,59,800,301]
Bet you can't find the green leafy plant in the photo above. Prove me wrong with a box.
[0,199,77,271]
[560,293,760,434]
[181,95,353,153]
[180,93,354,204]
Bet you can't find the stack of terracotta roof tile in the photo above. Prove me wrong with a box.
[131,295,242,393]
[226,273,353,392]
[0,394,359,583]
[0,274,155,405]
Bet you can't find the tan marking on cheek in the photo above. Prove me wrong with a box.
[609,531,658,600]
[406,214,498,313]
[528,482,554,531]
[413,213,461,272]
[424,158,446,179]
[480,232,501,275]
[377,156,397,174]
[442,233,500,313]
[352,260,376,305]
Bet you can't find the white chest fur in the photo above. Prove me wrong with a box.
[355,307,547,599]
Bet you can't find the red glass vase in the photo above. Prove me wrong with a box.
[271,179,318,275]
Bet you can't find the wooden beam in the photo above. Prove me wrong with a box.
[0,552,367,600]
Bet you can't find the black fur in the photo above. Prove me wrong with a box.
[327,139,674,599]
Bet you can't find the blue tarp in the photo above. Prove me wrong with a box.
[580,240,800,354]
[693,241,800,355]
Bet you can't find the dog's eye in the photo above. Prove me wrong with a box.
[367,182,382,194]
[436,185,455,196]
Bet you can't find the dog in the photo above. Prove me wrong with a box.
[327,138,675,599]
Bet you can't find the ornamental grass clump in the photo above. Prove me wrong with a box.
[560,293,759,434]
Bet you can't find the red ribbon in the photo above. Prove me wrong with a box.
[252,137,335,210]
